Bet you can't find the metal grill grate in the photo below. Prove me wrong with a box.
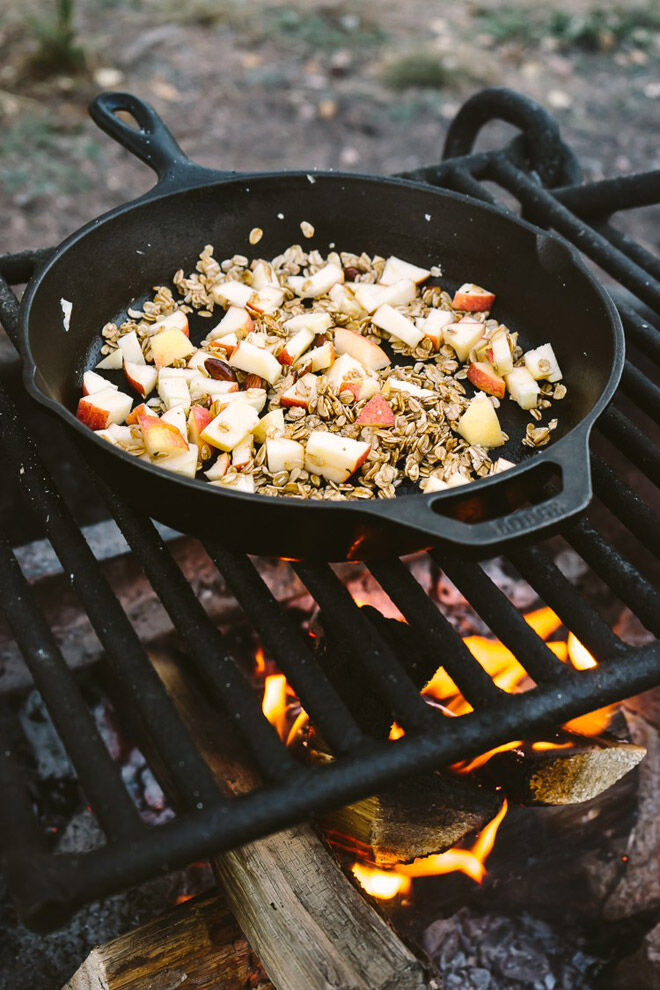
[0,90,658,930]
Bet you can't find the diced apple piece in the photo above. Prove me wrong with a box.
[207,306,254,341]
[148,310,189,337]
[117,331,145,365]
[339,378,380,402]
[453,283,496,312]
[211,388,267,414]
[138,413,189,457]
[187,350,212,372]
[295,340,335,373]
[380,256,430,286]
[329,282,365,317]
[446,471,471,487]
[211,280,255,309]
[95,348,123,371]
[211,473,255,493]
[83,371,117,395]
[283,312,333,334]
[325,353,365,387]
[251,260,277,290]
[252,408,285,444]
[161,443,198,477]
[443,320,484,362]
[187,404,213,446]
[354,395,395,427]
[77,388,133,430]
[94,424,133,446]
[201,402,260,452]
[161,405,187,437]
[158,366,197,382]
[266,438,305,473]
[288,263,344,298]
[421,475,449,493]
[304,431,371,484]
[467,361,506,399]
[385,379,435,400]
[150,327,195,369]
[250,286,285,314]
[419,309,455,348]
[229,341,282,385]
[371,304,423,349]
[505,367,540,410]
[189,375,239,403]
[279,328,315,366]
[457,393,505,448]
[232,435,254,471]
[204,452,230,480]
[126,402,149,425]
[489,329,514,376]
[492,457,516,474]
[524,343,562,382]
[158,375,191,413]
[206,333,239,357]
[334,327,390,371]
[280,373,318,409]
[124,361,157,398]
[353,280,416,314]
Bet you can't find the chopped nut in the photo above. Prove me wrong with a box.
[249,227,263,245]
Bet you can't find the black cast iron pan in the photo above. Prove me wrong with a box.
[19,93,624,561]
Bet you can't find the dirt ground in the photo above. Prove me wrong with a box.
[0,0,658,254]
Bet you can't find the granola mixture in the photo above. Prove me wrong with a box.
[76,242,565,500]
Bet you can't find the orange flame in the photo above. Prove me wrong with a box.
[352,799,508,898]
[262,674,288,740]
[254,646,266,674]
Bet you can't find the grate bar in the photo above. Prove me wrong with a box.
[97,483,299,783]
[293,563,438,732]
[554,171,660,220]
[205,545,366,756]
[0,537,143,840]
[0,710,45,854]
[591,454,660,559]
[619,361,660,422]
[506,543,624,661]
[432,552,572,684]
[367,557,503,708]
[618,303,660,365]
[489,156,660,313]
[596,223,660,284]
[599,406,660,488]
[0,384,221,810]
[565,518,660,638]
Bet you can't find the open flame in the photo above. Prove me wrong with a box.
[258,602,612,901]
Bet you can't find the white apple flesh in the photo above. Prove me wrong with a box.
[266,438,305,473]
[117,331,145,365]
[252,408,285,444]
[229,341,282,385]
[524,343,562,382]
[76,388,133,430]
[288,263,344,298]
[457,393,505,448]
[95,348,123,371]
[283,312,332,334]
[150,327,195,369]
[279,372,318,409]
[83,371,117,395]
[443,320,484,362]
[334,327,390,370]
[418,309,455,348]
[124,362,157,398]
[380,256,430,286]
[294,340,335,373]
[304,431,371,483]
[158,375,191,413]
[201,401,260,451]
[505,367,540,409]
[211,280,255,308]
[371,304,423,348]
[206,306,253,340]
[279,328,315,366]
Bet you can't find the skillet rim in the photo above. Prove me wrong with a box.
[18,168,625,518]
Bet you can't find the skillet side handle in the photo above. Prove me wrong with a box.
[89,92,226,189]
[381,432,592,554]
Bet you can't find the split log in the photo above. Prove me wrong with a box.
[64,890,271,990]
[479,732,646,805]
[150,649,428,990]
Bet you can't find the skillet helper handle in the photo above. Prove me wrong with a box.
[380,432,592,552]
[89,92,222,188]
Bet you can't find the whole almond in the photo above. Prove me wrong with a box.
[205,357,236,381]
[244,373,263,389]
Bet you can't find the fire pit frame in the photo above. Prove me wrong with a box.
[0,88,658,931]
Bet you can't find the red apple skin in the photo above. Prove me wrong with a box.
[126,402,149,425]
[138,414,188,455]
[187,404,213,444]
[354,395,395,427]
[467,362,506,399]
[352,444,371,474]
[279,391,310,409]
[76,397,110,430]
[207,338,238,358]
[453,286,496,312]
[340,380,362,401]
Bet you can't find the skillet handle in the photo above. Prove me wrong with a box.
[89,92,225,189]
[374,432,592,554]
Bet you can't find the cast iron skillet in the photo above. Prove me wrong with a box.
[19,93,624,561]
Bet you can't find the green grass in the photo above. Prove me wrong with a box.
[261,4,387,51]
[383,53,450,90]
[0,114,101,202]
[473,4,660,52]
[26,0,87,76]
